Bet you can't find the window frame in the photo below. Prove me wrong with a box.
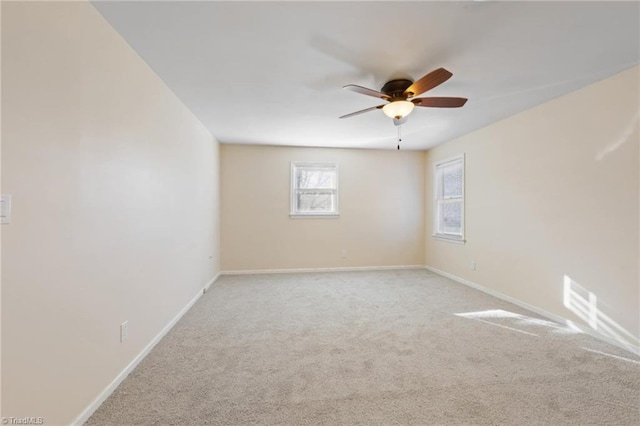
[433,154,465,243]
[290,162,339,218]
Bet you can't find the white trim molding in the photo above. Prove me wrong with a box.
[222,265,425,275]
[432,235,466,244]
[71,273,221,426]
[424,265,640,356]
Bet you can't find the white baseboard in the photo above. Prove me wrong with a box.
[424,265,640,356]
[203,273,218,294]
[221,265,424,275]
[71,273,220,426]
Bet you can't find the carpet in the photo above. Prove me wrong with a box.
[86,269,640,425]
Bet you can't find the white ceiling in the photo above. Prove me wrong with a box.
[92,1,639,150]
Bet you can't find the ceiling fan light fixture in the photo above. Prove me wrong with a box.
[382,100,415,119]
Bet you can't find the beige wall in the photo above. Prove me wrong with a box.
[221,145,425,271]
[425,66,639,351]
[1,2,220,424]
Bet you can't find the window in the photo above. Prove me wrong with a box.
[434,154,465,242]
[290,162,339,217]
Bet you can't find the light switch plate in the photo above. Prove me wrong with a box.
[0,194,12,224]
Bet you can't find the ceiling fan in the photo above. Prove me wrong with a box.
[339,67,467,126]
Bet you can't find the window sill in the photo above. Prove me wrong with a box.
[433,234,466,244]
[290,213,340,219]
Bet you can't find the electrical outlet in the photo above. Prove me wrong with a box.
[340,249,347,258]
[120,321,129,342]
[471,261,477,271]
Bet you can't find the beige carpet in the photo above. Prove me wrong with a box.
[87,269,640,425]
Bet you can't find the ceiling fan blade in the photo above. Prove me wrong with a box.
[404,68,453,98]
[339,104,385,119]
[412,97,468,108]
[344,84,391,100]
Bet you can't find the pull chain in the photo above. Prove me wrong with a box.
[397,125,402,150]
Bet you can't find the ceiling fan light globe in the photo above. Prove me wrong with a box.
[382,100,415,119]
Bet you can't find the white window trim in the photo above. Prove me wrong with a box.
[433,154,466,244]
[290,162,339,218]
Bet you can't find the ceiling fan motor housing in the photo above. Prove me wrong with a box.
[381,79,413,99]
